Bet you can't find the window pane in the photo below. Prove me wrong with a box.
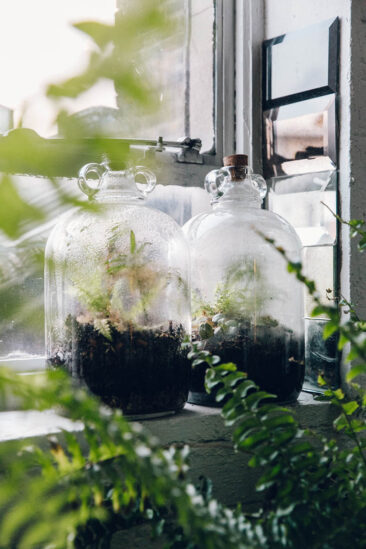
[0,0,116,137]
[116,0,215,151]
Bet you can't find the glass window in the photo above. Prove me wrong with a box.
[0,0,215,151]
[115,0,215,152]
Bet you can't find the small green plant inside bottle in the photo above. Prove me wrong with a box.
[48,230,190,416]
[190,258,304,404]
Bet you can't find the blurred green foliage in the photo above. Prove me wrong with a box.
[0,368,257,549]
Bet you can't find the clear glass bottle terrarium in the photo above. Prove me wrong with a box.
[45,161,191,418]
[183,154,304,405]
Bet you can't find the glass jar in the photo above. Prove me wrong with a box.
[45,162,191,418]
[183,154,304,405]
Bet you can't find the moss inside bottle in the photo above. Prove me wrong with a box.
[183,154,304,405]
[45,161,191,418]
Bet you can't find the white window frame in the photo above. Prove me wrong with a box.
[141,0,265,186]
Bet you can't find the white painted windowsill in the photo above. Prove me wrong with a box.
[0,391,336,445]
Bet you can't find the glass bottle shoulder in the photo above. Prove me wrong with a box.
[46,200,188,261]
[185,206,297,238]
[183,206,301,258]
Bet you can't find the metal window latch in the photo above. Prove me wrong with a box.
[176,137,203,164]
[146,136,203,164]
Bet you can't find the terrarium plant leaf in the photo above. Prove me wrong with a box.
[130,229,136,254]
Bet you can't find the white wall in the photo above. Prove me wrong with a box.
[264,0,366,386]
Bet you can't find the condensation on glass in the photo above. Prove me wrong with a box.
[184,154,305,406]
[45,162,191,417]
[0,176,82,370]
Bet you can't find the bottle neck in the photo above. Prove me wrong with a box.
[94,170,145,203]
[213,175,262,210]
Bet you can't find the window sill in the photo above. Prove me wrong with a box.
[0,392,338,507]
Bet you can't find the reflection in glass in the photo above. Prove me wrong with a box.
[304,318,339,390]
[263,94,337,178]
[268,171,337,245]
[269,19,332,100]
[263,17,338,107]
[267,171,338,391]
[303,245,335,317]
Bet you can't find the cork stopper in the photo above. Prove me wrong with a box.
[223,154,248,167]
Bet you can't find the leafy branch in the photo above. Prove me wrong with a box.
[0,367,262,549]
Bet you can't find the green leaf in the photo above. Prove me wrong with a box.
[63,431,86,468]
[215,387,229,402]
[257,463,282,490]
[346,347,360,362]
[130,230,136,254]
[334,414,348,431]
[350,418,366,432]
[245,391,276,410]
[287,262,302,274]
[342,401,359,415]
[73,21,114,48]
[192,358,205,367]
[0,175,45,238]
[199,322,214,339]
[317,375,327,387]
[224,372,245,388]
[333,388,345,400]
[205,370,222,391]
[346,363,366,381]
[289,441,313,455]
[323,322,338,340]
[233,417,260,442]
[238,429,270,450]
[262,414,296,429]
[213,362,238,373]
[337,333,349,350]
[235,379,257,399]
[311,305,326,318]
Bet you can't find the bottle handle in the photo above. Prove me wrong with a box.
[134,166,157,196]
[78,162,107,198]
[205,167,267,202]
[204,168,231,200]
[251,174,267,200]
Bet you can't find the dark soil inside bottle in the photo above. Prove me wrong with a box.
[48,316,191,416]
[189,324,304,405]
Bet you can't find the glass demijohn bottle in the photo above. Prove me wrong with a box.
[45,162,191,418]
[183,154,304,405]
